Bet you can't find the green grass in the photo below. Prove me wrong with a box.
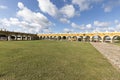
[0,40,120,80]
[113,41,120,46]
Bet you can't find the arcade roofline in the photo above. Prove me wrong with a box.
[38,31,120,34]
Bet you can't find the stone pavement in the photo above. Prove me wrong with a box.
[91,42,120,71]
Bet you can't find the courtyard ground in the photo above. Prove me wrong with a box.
[0,40,120,80]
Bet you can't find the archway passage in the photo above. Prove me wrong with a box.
[11,36,16,40]
[50,36,56,40]
[67,36,71,41]
[84,36,90,42]
[92,35,102,42]
[62,36,67,40]
[42,36,45,39]
[72,36,77,41]
[45,36,49,40]
[57,36,61,40]
[0,35,7,40]
[78,36,83,41]
[103,36,111,43]
[112,36,120,43]
[39,36,42,40]
[49,36,52,39]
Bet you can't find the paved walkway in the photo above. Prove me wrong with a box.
[91,42,120,71]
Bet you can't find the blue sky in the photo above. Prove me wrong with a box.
[0,0,120,33]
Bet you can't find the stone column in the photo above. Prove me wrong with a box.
[90,36,93,42]
[101,36,104,43]
[25,36,27,40]
[7,35,11,41]
[83,36,86,42]
[110,36,113,43]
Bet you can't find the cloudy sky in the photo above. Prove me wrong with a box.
[0,0,120,33]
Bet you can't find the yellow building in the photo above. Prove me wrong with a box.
[37,32,120,43]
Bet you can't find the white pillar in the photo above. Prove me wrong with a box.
[110,36,113,43]
[7,35,11,41]
[101,36,104,43]
[90,36,93,42]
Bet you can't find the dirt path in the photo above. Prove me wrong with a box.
[91,42,120,70]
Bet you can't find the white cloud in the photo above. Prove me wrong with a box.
[72,0,90,11]
[63,0,67,2]
[116,24,120,30]
[0,5,7,10]
[103,0,120,12]
[37,0,76,22]
[0,18,9,29]
[60,5,75,18]
[86,24,92,29]
[114,20,119,24]
[63,28,73,33]
[71,22,92,30]
[18,2,24,9]
[60,18,70,23]
[71,22,80,28]
[37,0,58,17]
[72,0,102,11]
[0,2,53,33]
[104,6,112,12]
[114,20,120,31]
[94,21,110,27]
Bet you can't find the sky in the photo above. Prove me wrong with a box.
[0,0,120,33]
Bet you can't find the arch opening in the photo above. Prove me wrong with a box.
[92,35,102,42]
[0,34,7,40]
[112,36,120,43]
[62,36,67,40]
[103,36,111,43]
[58,36,61,40]
[39,36,42,40]
[84,36,90,42]
[77,36,83,41]
[11,35,16,40]
[72,36,77,41]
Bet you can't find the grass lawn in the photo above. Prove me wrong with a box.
[114,41,120,46]
[0,40,120,80]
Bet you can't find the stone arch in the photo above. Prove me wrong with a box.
[112,35,120,43]
[39,36,42,40]
[53,36,57,40]
[57,36,61,40]
[92,35,102,42]
[84,36,90,42]
[50,36,52,39]
[42,36,45,39]
[0,34,7,40]
[103,36,111,42]
[62,36,67,40]
[46,36,49,39]
[72,36,77,41]
[67,36,71,41]
[11,35,16,40]
[77,36,83,41]
[16,35,21,40]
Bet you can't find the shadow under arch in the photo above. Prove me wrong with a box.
[103,35,111,42]
[77,36,83,41]
[67,36,71,41]
[62,36,67,40]
[84,36,90,42]
[0,34,7,40]
[112,35,120,43]
[39,36,42,40]
[72,36,77,41]
[57,36,62,40]
[92,35,102,42]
